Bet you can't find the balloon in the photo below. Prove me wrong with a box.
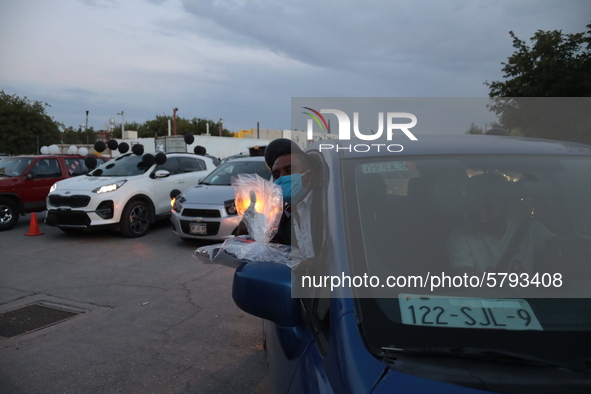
[78,147,89,156]
[107,139,119,150]
[94,140,106,153]
[68,145,78,155]
[170,189,182,199]
[155,152,167,165]
[85,156,97,169]
[132,144,144,155]
[142,153,155,166]
[184,134,195,145]
[40,146,49,155]
[194,146,206,155]
[48,144,60,155]
[118,142,129,154]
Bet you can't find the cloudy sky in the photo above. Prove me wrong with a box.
[1,0,589,134]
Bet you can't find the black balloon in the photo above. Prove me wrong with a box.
[170,189,182,199]
[94,140,106,153]
[107,139,119,150]
[155,152,167,165]
[142,153,155,166]
[194,145,206,155]
[184,134,195,145]
[118,142,130,154]
[132,144,144,155]
[85,156,98,169]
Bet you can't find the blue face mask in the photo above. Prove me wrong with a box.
[274,173,307,204]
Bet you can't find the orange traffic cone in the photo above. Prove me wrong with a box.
[24,212,44,236]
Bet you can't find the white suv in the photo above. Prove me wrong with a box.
[46,152,215,237]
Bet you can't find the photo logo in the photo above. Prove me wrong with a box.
[302,107,329,132]
[303,107,418,153]
[303,107,418,141]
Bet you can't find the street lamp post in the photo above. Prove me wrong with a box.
[173,108,178,136]
[117,111,125,138]
[84,110,90,144]
[219,118,224,137]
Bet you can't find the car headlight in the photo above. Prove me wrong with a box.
[224,199,237,215]
[172,194,184,212]
[92,180,127,194]
[49,183,58,193]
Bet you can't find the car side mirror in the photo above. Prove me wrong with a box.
[154,170,170,178]
[232,261,301,327]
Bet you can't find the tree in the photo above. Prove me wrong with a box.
[0,91,61,154]
[465,122,484,135]
[485,24,591,143]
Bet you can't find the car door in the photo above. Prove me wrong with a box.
[23,158,65,210]
[265,151,334,393]
[150,157,184,215]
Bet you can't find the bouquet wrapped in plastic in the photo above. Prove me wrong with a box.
[194,173,299,267]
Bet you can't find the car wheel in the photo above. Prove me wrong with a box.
[0,198,19,231]
[121,200,151,238]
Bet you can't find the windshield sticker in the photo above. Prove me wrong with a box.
[361,161,414,174]
[398,294,543,331]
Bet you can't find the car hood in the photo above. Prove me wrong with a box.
[181,184,235,205]
[52,175,132,192]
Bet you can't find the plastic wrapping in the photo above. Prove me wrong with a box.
[194,173,302,267]
[233,173,284,242]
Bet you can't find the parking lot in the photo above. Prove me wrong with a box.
[0,212,268,394]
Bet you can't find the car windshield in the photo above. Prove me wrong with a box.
[344,155,591,372]
[89,154,151,176]
[200,160,270,185]
[0,157,34,177]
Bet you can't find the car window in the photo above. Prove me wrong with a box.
[31,158,61,178]
[91,154,151,176]
[65,158,88,176]
[0,157,34,177]
[344,154,591,370]
[200,160,270,185]
[155,157,179,174]
[178,156,206,172]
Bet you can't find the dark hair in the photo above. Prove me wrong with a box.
[264,138,307,168]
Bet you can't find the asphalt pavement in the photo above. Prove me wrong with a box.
[0,212,269,394]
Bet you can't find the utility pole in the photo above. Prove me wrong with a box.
[117,111,125,138]
[219,118,224,137]
[173,108,178,136]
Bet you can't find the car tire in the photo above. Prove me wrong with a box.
[0,198,19,231]
[120,200,151,238]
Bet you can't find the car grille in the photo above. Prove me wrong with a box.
[46,210,91,227]
[181,208,221,218]
[49,194,91,208]
[180,221,221,235]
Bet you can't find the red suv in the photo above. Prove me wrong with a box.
[0,155,108,231]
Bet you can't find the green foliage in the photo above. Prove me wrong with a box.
[486,23,591,143]
[465,122,484,135]
[61,125,97,145]
[131,115,232,139]
[0,91,61,155]
[0,92,234,152]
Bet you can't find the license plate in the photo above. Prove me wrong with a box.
[361,161,412,174]
[189,222,207,235]
[398,294,543,331]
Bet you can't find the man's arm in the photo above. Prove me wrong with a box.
[447,230,477,275]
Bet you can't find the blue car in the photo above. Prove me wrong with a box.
[232,134,591,393]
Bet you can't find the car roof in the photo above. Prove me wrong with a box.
[221,156,266,163]
[307,134,591,159]
[6,155,89,159]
